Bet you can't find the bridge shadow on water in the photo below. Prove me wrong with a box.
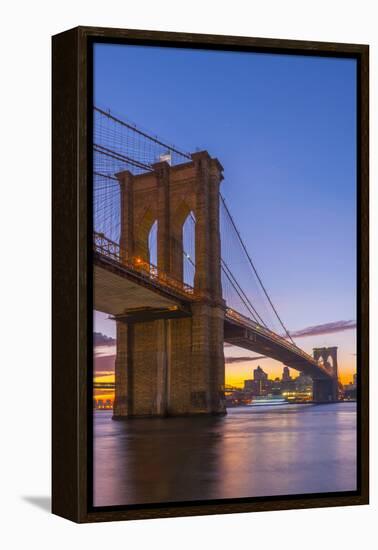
[93,403,357,508]
[94,412,227,507]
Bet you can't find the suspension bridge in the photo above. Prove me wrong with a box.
[93,107,339,417]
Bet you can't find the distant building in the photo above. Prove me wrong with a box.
[244,378,271,396]
[271,377,282,395]
[254,366,268,380]
[225,389,247,407]
[294,372,313,392]
[282,366,291,382]
[244,379,255,392]
[343,376,357,400]
[243,367,270,395]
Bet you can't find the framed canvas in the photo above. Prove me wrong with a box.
[52,26,369,523]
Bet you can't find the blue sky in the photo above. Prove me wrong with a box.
[93,43,357,383]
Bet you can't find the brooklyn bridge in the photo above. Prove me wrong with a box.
[93,107,339,417]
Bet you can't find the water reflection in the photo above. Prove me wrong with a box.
[94,402,356,507]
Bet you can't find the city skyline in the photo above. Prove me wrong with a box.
[94,310,356,392]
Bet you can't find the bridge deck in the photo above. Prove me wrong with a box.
[94,252,195,316]
[224,310,332,379]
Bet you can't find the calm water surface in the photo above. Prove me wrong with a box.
[93,402,356,507]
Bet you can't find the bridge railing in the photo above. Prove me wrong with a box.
[94,232,121,261]
[225,308,333,374]
[93,232,197,298]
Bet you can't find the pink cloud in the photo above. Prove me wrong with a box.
[289,320,356,339]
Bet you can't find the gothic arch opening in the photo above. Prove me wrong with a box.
[314,348,338,376]
[325,354,334,370]
[148,220,158,266]
[135,208,156,263]
[182,211,196,287]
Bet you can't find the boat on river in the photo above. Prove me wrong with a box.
[247,395,289,406]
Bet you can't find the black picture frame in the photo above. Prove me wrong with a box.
[52,26,369,523]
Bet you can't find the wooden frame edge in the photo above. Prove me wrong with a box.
[52,27,80,522]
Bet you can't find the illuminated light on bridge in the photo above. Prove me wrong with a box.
[93,107,339,417]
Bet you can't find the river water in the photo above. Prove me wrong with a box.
[93,402,357,507]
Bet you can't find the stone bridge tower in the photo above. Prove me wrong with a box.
[113,151,226,417]
[312,346,339,402]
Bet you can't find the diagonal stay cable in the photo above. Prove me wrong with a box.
[94,143,152,172]
[95,107,192,161]
[221,259,268,327]
[183,222,263,326]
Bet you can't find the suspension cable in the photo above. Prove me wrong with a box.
[221,259,268,327]
[94,105,295,345]
[95,107,191,161]
[184,216,265,326]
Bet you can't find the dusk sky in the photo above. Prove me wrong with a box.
[93,43,357,389]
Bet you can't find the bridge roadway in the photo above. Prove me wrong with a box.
[94,246,333,382]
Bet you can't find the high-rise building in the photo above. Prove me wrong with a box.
[245,377,271,396]
[271,377,282,395]
[244,366,271,395]
[282,366,291,382]
[244,379,255,392]
[254,366,268,380]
